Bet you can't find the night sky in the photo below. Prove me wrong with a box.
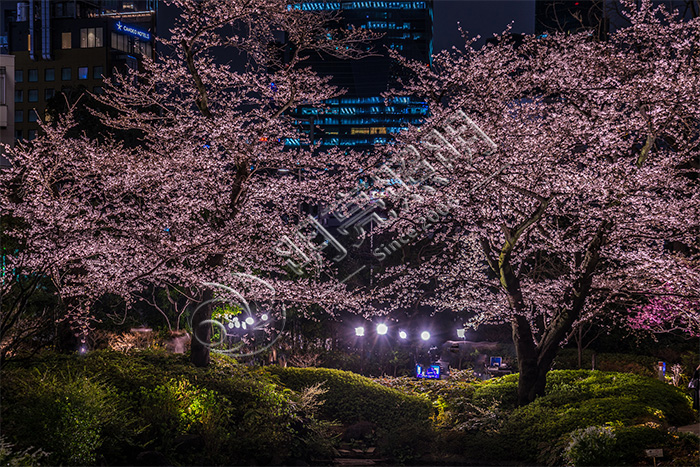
[433,0,535,51]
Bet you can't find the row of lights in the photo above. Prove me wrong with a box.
[225,313,269,330]
[355,324,431,341]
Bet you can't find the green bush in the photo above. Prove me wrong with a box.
[0,369,132,465]
[562,425,698,466]
[563,425,619,466]
[0,436,49,466]
[501,370,695,463]
[0,351,339,465]
[471,373,519,410]
[554,350,660,377]
[265,366,434,462]
[266,366,432,430]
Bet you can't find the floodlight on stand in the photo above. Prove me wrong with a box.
[376,323,388,335]
[399,330,407,339]
[421,331,430,341]
[355,326,365,337]
[245,316,255,325]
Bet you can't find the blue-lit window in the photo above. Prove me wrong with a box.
[78,67,88,80]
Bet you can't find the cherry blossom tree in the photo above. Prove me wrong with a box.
[0,0,374,366]
[363,0,700,404]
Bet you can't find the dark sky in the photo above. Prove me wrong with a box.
[433,0,535,52]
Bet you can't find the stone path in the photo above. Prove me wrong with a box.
[677,423,700,436]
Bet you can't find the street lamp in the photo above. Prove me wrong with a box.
[399,330,408,339]
[355,326,365,337]
[245,316,255,325]
[376,323,388,335]
[456,328,465,339]
[421,331,430,341]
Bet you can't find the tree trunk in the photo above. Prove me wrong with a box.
[190,287,212,367]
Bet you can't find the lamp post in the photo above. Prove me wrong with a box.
[355,326,365,374]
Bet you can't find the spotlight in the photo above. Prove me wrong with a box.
[376,323,388,335]
[399,330,407,339]
[261,314,269,321]
[421,331,430,341]
[245,317,255,325]
[355,326,365,337]
[234,321,240,328]
[457,328,465,338]
[242,322,247,330]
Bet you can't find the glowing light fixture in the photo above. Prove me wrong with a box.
[261,314,269,321]
[355,326,365,337]
[399,330,407,339]
[421,331,430,341]
[376,323,388,335]
[245,317,254,325]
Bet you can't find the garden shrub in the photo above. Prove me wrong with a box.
[563,425,619,466]
[500,370,695,463]
[471,373,519,410]
[0,436,49,466]
[1,351,339,465]
[0,369,132,465]
[266,366,434,462]
[562,425,698,466]
[266,366,432,430]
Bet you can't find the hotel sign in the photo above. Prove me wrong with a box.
[114,21,151,41]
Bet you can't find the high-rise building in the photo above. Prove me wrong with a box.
[285,1,434,148]
[3,1,156,143]
[535,0,608,40]
[0,54,15,167]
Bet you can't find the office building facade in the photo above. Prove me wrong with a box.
[285,1,433,148]
[0,54,15,166]
[3,1,156,143]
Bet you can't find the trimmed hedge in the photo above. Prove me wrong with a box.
[265,366,433,431]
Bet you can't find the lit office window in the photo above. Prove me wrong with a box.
[45,88,55,100]
[15,90,23,102]
[28,69,38,82]
[80,28,103,48]
[15,70,23,83]
[93,66,103,79]
[78,67,88,80]
[45,68,55,81]
[62,32,71,49]
[15,110,23,122]
[28,89,38,102]
[62,68,71,80]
